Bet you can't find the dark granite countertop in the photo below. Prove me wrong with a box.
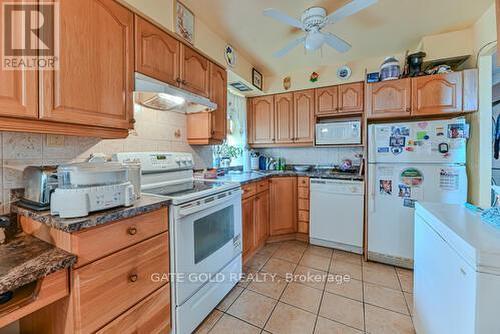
[0,234,76,294]
[11,195,171,233]
[206,170,364,185]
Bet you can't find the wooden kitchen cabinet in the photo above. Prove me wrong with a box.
[20,208,171,334]
[135,15,180,86]
[242,196,255,261]
[338,82,364,113]
[180,44,210,98]
[366,78,412,119]
[254,190,270,247]
[297,177,310,235]
[40,0,134,130]
[249,96,275,145]
[412,71,463,116]
[269,177,297,236]
[274,93,294,144]
[187,62,227,145]
[315,86,339,116]
[241,180,270,264]
[293,89,315,144]
[0,0,38,120]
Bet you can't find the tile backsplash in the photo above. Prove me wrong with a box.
[0,105,212,213]
[256,147,364,166]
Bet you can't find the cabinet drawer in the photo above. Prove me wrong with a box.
[298,222,309,234]
[298,210,309,222]
[298,187,309,199]
[298,177,309,188]
[73,208,168,267]
[73,233,169,334]
[242,183,257,199]
[97,284,171,334]
[256,179,269,193]
[298,198,309,211]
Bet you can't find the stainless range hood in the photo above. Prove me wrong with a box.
[134,72,217,113]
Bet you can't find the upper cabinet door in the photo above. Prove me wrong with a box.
[209,62,227,142]
[40,0,134,129]
[135,16,180,86]
[412,72,463,116]
[366,79,411,119]
[180,45,210,98]
[274,93,294,143]
[339,82,364,113]
[293,89,315,144]
[251,96,274,144]
[315,86,338,115]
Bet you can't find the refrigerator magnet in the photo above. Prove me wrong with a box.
[448,124,465,139]
[403,198,416,208]
[438,143,449,153]
[377,147,390,153]
[398,184,411,198]
[400,168,424,186]
[379,180,392,195]
[391,147,403,155]
[389,136,405,147]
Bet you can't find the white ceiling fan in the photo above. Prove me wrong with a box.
[263,0,377,58]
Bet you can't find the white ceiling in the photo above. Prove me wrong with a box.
[182,0,493,76]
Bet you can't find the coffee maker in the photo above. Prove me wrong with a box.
[407,52,426,77]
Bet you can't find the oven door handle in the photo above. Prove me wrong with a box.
[178,190,242,217]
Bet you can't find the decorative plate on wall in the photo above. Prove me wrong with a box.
[224,45,237,68]
[337,65,352,80]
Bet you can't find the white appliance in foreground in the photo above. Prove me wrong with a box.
[310,179,364,253]
[367,118,468,268]
[315,120,362,145]
[114,152,242,334]
[414,203,500,334]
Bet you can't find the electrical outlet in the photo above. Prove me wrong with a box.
[46,134,65,147]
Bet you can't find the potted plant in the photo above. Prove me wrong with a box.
[217,143,242,168]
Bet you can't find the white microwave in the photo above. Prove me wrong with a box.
[315,120,361,145]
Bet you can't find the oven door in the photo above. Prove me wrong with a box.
[173,189,242,305]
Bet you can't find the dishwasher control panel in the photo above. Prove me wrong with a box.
[310,179,364,195]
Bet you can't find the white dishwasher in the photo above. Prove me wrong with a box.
[310,178,364,254]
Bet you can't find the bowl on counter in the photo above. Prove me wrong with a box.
[293,165,312,172]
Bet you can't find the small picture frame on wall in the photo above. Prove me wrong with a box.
[252,68,263,91]
[174,0,194,44]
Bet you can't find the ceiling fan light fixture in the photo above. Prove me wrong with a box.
[304,31,324,51]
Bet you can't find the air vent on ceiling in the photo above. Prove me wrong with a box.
[229,81,253,92]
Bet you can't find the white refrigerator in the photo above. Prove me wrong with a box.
[367,118,468,268]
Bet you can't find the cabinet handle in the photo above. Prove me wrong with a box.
[129,273,138,283]
[176,77,181,83]
[127,227,137,235]
[406,107,411,112]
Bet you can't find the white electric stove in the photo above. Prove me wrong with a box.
[113,152,242,334]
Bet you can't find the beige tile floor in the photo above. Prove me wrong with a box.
[195,241,415,334]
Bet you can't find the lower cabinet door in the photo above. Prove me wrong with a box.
[97,284,171,334]
[254,191,269,247]
[269,177,297,236]
[242,197,255,262]
[73,233,169,334]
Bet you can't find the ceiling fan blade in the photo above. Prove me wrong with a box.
[326,0,377,25]
[263,8,303,29]
[274,36,306,58]
[322,32,351,53]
